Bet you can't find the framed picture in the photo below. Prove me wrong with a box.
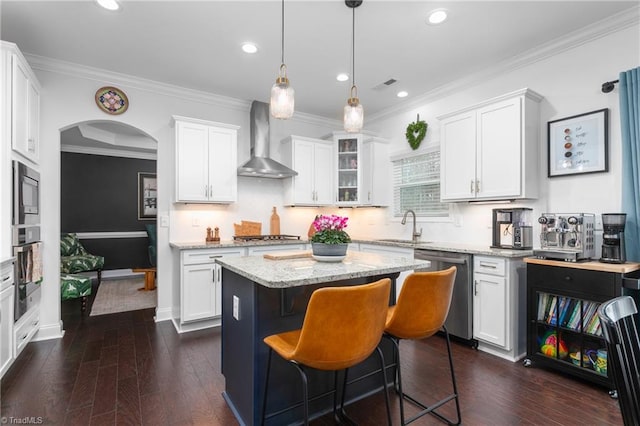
[548,108,608,177]
[138,172,157,220]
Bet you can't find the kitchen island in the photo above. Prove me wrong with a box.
[217,251,430,426]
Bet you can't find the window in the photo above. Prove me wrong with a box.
[392,148,449,218]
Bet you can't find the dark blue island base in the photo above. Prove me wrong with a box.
[220,268,399,426]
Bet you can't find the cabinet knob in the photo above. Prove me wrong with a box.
[564,276,572,281]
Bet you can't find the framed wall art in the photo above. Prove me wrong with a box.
[547,108,608,177]
[138,172,157,220]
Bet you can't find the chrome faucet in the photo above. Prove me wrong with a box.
[401,209,422,242]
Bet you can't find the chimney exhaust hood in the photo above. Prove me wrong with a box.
[237,101,298,179]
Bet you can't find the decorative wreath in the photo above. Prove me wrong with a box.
[405,115,427,150]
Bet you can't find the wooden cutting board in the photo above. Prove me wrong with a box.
[263,251,312,260]
[234,220,262,236]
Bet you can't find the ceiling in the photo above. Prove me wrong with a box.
[1,0,637,123]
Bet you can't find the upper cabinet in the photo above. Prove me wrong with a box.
[281,135,334,206]
[439,89,543,202]
[173,116,239,203]
[331,132,390,207]
[2,42,41,164]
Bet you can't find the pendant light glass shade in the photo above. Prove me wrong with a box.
[344,1,363,132]
[270,0,294,119]
[344,86,363,132]
[270,64,295,119]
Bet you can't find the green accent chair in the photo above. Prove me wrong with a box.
[146,224,157,267]
[60,233,104,284]
[60,273,92,313]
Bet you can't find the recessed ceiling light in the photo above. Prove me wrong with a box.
[427,9,448,25]
[96,0,120,11]
[242,42,258,54]
[397,91,409,98]
[336,73,349,82]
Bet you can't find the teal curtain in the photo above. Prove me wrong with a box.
[620,67,640,262]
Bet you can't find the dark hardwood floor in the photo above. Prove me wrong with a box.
[1,285,623,425]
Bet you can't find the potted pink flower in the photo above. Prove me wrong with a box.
[310,214,351,257]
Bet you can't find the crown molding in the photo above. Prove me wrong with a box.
[61,144,157,161]
[23,53,339,129]
[25,53,250,112]
[369,6,640,122]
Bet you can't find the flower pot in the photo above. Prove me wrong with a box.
[311,242,348,257]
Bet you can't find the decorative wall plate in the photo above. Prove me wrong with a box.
[95,86,129,115]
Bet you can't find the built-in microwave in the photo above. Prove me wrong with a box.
[13,160,40,227]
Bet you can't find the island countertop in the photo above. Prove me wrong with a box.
[216,251,430,288]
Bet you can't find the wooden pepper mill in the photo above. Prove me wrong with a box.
[270,207,280,235]
[206,226,221,243]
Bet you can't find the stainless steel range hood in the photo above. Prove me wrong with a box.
[237,101,298,178]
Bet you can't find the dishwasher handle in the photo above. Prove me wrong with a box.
[415,255,468,265]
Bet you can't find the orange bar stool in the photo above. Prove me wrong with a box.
[384,266,461,425]
[261,278,392,426]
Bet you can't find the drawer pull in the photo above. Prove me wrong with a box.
[479,262,497,269]
[21,333,28,341]
[209,255,223,259]
[2,275,10,282]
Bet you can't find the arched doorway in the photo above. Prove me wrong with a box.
[59,120,158,319]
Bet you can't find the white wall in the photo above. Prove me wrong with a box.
[357,22,640,251]
[29,58,337,338]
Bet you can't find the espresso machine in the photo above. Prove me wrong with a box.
[491,208,533,249]
[533,213,595,262]
[600,213,626,263]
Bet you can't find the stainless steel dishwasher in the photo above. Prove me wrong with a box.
[414,249,477,346]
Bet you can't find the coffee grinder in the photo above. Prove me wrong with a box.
[600,213,627,263]
[491,208,533,249]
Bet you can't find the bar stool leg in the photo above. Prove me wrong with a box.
[290,363,310,425]
[260,349,273,426]
[391,328,461,426]
[375,346,393,426]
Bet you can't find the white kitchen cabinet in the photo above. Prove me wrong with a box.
[179,247,245,331]
[361,137,390,206]
[330,131,389,207]
[174,116,239,203]
[439,89,542,202]
[13,302,39,359]
[473,255,527,361]
[357,243,413,300]
[1,42,41,165]
[281,136,334,206]
[1,259,15,378]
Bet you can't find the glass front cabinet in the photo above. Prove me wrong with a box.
[331,132,390,207]
[336,136,360,205]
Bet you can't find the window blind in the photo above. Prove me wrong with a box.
[392,150,449,217]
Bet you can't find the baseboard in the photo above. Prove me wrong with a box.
[33,320,65,341]
[79,269,144,280]
[154,306,173,323]
[477,341,525,362]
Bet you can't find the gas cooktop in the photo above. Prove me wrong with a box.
[233,234,301,242]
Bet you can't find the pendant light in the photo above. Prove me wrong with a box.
[270,0,295,119]
[344,0,364,133]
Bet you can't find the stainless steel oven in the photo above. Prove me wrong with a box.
[13,241,42,322]
[13,160,40,227]
[414,249,476,345]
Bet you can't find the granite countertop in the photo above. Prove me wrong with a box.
[170,237,532,258]
[216,251,430,288]
[353,239,533,258]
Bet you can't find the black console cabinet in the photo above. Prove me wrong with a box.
[523,260,637,389]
